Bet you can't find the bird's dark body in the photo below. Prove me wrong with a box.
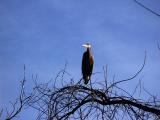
[82,48,94,84]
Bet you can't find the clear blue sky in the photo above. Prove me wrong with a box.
[0,0,160,119]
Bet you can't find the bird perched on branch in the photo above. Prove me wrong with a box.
[82,43,94,84]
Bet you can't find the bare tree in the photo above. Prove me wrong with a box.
[2,53,160,120]
[23,53,160,119]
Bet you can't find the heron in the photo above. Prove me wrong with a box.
[82,43,94,84]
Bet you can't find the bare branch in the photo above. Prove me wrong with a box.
[134,0,160,18]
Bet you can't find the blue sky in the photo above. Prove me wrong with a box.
[0,0,160,119]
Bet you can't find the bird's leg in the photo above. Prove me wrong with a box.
[90,78,92,90]
[76,78,83,85]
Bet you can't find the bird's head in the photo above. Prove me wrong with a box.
[82,43,91,49]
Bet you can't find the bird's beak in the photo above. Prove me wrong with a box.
[82,44,88,48]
